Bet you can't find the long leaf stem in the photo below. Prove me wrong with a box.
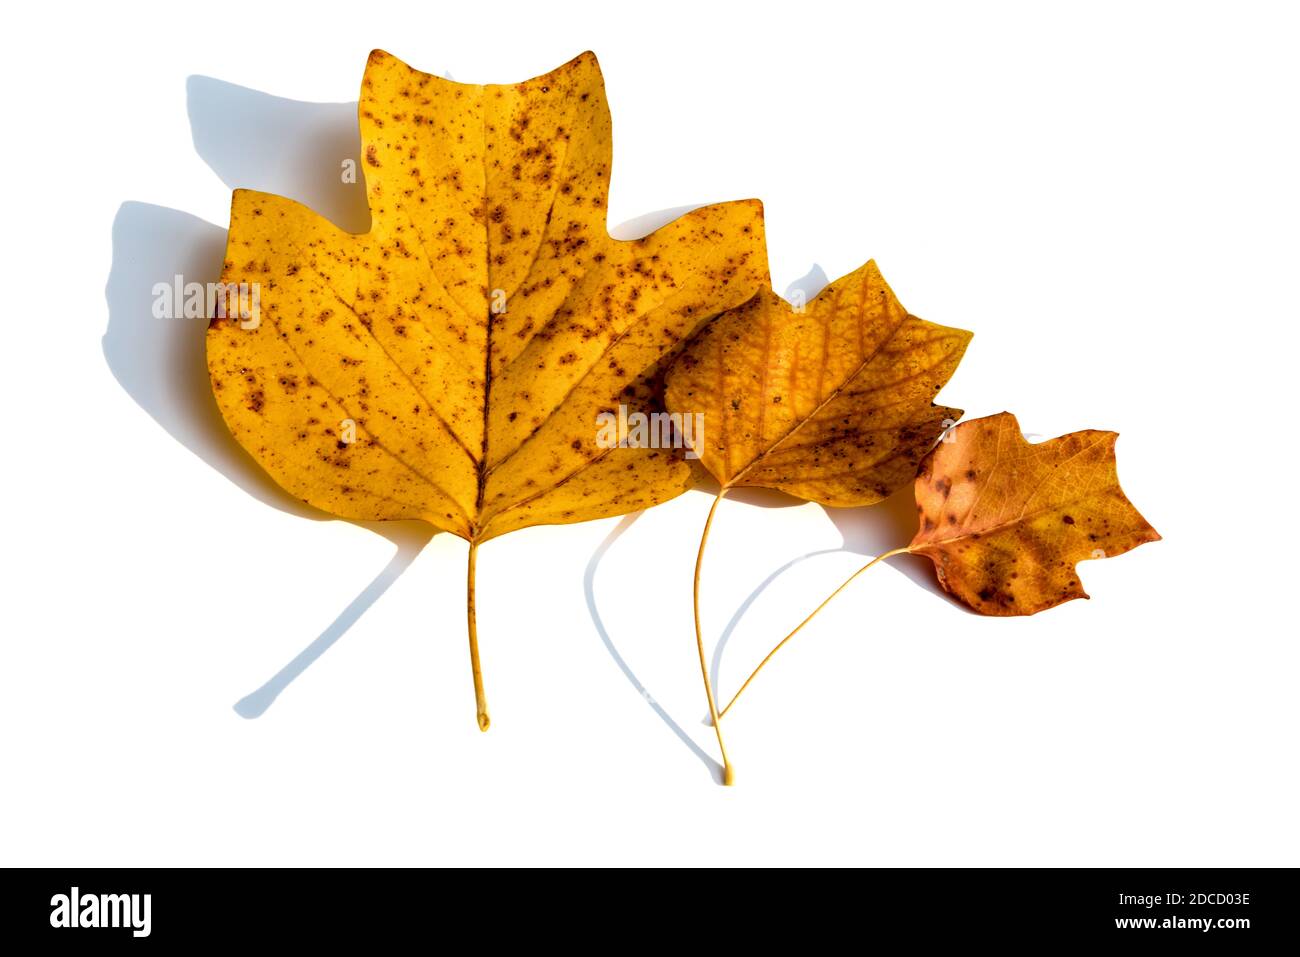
[693,488,735,784]
[718,546,911,718]
[467,539,490,731]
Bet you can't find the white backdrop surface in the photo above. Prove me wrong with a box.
[0,0,1295,866]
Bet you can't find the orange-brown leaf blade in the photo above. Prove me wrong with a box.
[910,412,1161,615]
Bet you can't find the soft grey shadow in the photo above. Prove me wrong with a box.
[104,201,435,714]
[709,546,843,703]
[233,529,429,717]
[584,512,722,783]
[104,202,315,518]
[610,204,707,241]
[105,75,434,717]
[693,473,809,511]
[186,76,370,233]
[825,484,970,610]
[783,262,830,305]
[706,484,970,707]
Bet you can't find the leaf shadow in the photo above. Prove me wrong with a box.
[584,512,723,783]
[781,262,830,305]
[103,76,432,719]
[824,484,969,609]
[186,76,371,233]
[233,529,430,718]
[705,484,971,705]
[609,204,709,240]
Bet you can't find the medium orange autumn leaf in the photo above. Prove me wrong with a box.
[910,412,1161,615]
[206,50,769,729]
[664,260,971,505]
[665,259,970,782]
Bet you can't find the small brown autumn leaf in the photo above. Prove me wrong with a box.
[206,50,769,729]
[719,412,1161,719]
[910,412,1161,615]
[664,260,971,505]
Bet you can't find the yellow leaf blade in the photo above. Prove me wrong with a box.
[207,51,769,540]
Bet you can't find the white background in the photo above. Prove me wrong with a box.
[1,1,1296,866]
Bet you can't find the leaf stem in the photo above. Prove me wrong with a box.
[467,539,490,731]
[694,487,735,785]
[718,546,911,718]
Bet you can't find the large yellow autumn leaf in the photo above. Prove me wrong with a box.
[207,51,768,728]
